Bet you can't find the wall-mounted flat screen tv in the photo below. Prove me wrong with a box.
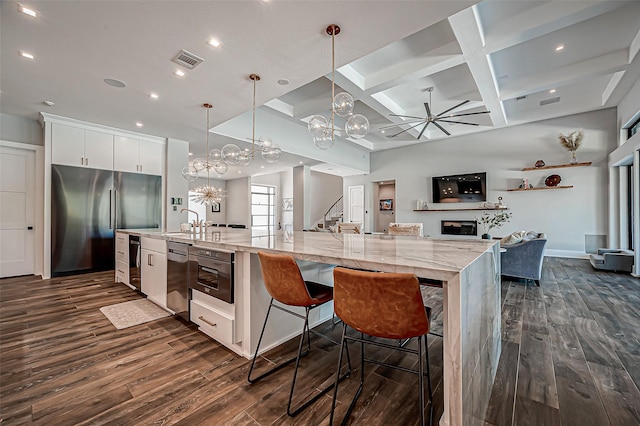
[432,172,486,203]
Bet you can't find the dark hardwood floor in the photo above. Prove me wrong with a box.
[1,257,639,425]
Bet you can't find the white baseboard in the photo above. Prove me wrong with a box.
[544,249,589,259]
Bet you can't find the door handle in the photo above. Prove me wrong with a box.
[27,226,33,230]
[81,157,84,165]
[148,253,153,266]
[85,158,89,166]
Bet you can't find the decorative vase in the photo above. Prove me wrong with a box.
[481,233,491,240]
[570,151,578,164]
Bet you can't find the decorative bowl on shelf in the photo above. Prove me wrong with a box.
[535,160,545,168]
[545,174,561,187]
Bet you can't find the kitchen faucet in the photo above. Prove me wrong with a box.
[180,208,200,235]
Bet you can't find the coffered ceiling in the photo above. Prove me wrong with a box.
[2,1,639,178]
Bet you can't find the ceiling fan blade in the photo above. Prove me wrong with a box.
[437,99,470,116]
[379,119,427,130]
[437,119,480,126]
[387,121,425,138]
[424,102,431,118]
[432,121,451,136]
[441,111,491,118]
[417,121,430,139]
[390,113,427,120]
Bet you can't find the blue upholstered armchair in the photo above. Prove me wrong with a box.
[500,233,547,286]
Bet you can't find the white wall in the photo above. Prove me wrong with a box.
[309,171,343,226]
[0,114,42,146]
[165,138,189,232]
[344,108,617,256]
[226,177,250,226]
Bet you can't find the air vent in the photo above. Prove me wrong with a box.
[515,95,527,101]
[172,50,204,70]
[540,97,560,106]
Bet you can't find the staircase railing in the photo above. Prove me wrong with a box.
[323,196,343,229]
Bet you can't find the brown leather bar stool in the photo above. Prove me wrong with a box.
[330,267,434,426]
[248,252,351,417]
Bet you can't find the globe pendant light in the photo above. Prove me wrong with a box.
[189,103,226,205]
[307,24,369,149]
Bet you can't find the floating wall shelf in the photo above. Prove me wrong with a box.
[522,161,591,171]
[413,207,510,212]
[506,185,574,192]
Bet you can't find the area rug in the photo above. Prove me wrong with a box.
[100,299,171,330]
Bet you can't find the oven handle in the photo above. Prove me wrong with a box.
[201,266,218,275]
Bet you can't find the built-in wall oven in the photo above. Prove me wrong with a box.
[188,246,234,304]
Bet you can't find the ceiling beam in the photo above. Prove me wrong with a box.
[448,7,507,127]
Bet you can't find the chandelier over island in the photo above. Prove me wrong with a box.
[183,103,226,205]
[307,24,369,149]
[182,74,280,186]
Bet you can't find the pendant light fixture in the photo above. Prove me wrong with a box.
[248,73,282,164]
[183,103,226,205]
[307,24,369,149]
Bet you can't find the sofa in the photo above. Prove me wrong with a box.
[500,232,547,286]
[589,249,634,273]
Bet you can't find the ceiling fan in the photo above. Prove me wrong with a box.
[381,87,490,139]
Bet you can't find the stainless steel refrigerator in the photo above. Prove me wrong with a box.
[51,165,161,276]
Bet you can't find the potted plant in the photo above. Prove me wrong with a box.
[558,130,583,164]
[477,211,512,239]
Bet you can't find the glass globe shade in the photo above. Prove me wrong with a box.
[333,92,354,117]
[258,136,272,149]
[208,148,222,162]
[345,114,369,140]
[214,161,228,174]
[313,135,335,150]
[181,165,199,181]
[238,149,253,166]
[192,157,207,170]
[221,143,241,165]
[308,115,329,139]
[262,143,282,163]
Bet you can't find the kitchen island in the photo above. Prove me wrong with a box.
[120,228,501,426]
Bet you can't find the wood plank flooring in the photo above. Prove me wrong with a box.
[1,257,639,425]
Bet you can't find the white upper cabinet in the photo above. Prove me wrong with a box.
[51,123,114,170]
[114,136,164,176]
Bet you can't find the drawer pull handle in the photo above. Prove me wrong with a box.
[117,251,124,255]
[199,316,217,327]
[117,269,124,274]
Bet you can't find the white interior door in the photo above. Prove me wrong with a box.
[348,185,364,227]
[0,146,35,277]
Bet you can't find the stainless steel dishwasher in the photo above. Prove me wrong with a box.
[166,241,190,321]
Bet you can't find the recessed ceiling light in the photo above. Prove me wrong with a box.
[260,166,265,169]
[104,78,126,88]
[19,5,37,17]
[208,38,221,48]
[299,161,303,164]
[43,100,55,107]
[381,130,385,134]
[136,122,143,127]
[20,51,34,59]
[238,171,242,174]
[278,79,290,86]
[555,45,564,52]
[549,89,556,94]
[175,70,186,77]
[149,93,159,99]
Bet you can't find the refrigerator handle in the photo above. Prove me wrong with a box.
[109,190,113,229]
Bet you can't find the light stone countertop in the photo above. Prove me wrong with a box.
[119,228,498,282]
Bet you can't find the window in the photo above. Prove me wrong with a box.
[251,184,276,237]
[627,116,640,139]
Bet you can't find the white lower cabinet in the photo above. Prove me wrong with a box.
[141,237,167,308]
[191,289,240,347]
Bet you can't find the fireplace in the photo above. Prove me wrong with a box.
[441,220,477,236]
